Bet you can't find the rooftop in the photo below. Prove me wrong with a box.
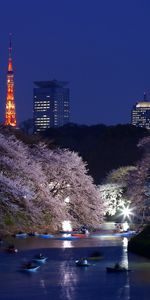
[34,80,69,88]
[136,101,150,108]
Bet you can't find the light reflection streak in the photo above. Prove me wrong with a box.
[59,261,78,300]
[40,279,47,295]
[121,237,128,269]
[119,237,130,300]
[62,240,73,248]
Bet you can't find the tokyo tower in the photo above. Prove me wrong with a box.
[4,34,17,127]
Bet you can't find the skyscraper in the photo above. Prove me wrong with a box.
[4,34,17,127]
[33,80,70,133]
[131,93,150,129]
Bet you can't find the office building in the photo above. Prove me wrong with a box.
[33,80,70,133]
[131,93,150,129]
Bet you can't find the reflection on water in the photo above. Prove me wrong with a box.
[119,237,130,300]
[40,279,47,295]
[1,236,150,300]
[62,240,73,248]
[59,261,78,300]
[121,237,128,269]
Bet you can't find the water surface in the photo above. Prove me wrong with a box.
[0,235,150,300]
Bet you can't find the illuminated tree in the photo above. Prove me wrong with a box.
[98,166,136,217]
[31,144,105,228]
[126,137,150,224]
[98,183,124,216]
[0,133,105,231]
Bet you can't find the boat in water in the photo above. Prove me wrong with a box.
[114,230,136,237]
[39,233,54,239]
[106,263,131,273]
[56,236,79,241]
[88,251,103,260]
[28,232,39,237]
[75,258,90,267]
[71,233,87,238]
[21,262,40,272]
[33,254,47,263]
[15,232,27,238]
[5,245,18,253]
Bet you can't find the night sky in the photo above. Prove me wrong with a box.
[0,0,150,125]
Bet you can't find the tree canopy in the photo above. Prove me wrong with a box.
[0,131,104,233]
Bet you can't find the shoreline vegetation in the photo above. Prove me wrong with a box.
[128,224,150,259]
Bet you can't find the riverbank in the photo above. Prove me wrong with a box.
[128,225,150,259]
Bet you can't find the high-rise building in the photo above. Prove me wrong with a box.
[131,93,150,129]
[4,34,17,127]
[33,80,70,133]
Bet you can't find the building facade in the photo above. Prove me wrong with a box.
[33,80,70,133]
[131,94,150,129]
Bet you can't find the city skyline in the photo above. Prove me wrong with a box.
[0,1,150,126]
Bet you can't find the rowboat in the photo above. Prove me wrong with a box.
[15,232,27,238]
[106,266,131,273]
[28,232,39,237]
[75,259,90,267]
[33,254,47,263]
[39,233,54,239]
[5,245,18,253]
[22,263,40,272]
[56,236,79,240]
[71,233,86,238]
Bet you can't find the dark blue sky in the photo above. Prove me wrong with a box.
[0,0,150,125]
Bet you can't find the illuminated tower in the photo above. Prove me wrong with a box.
[4,34,17,127]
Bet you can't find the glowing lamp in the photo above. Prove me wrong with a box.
[120,205,134,221]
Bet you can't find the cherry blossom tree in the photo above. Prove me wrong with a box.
[0,133,105,232]
[98,166,137,217]
[31,144,105,228]
[126,137,150,224]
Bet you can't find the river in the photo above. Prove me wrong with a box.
[0,234,150,300]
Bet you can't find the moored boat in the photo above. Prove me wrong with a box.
[71,233,86,238]
[15,232,27,238]
[117,230,136,237]
[28,232,39,237]
[39,233,54,239]
[56,236,79,240]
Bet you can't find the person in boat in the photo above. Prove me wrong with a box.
[7,244,17,252]
[80,225,89,234]
[23,262,34,269]
[78,257,88,265]
[114,263,121,269]
[35,253,44,259]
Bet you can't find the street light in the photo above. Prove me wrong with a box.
[120,205,134,221]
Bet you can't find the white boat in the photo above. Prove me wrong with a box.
[22,263,40,272]
[15,232,27,238]
[75,259,90,267]
[33,255,47,263]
